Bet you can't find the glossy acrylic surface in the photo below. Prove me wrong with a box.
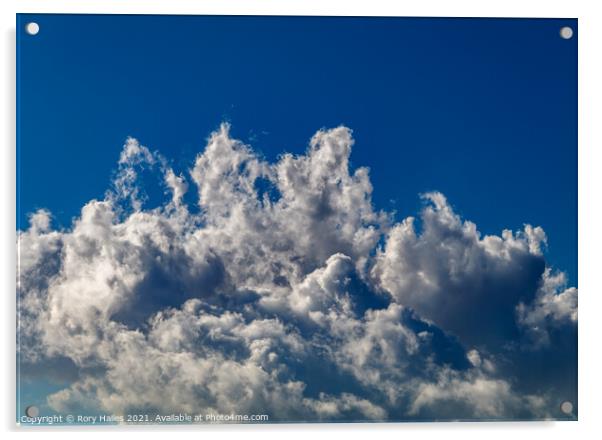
[17,14,577,425]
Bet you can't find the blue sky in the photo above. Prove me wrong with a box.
[17,14,577,284]
[17,15,578,423]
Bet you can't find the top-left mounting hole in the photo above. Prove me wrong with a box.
[25,22,40,36]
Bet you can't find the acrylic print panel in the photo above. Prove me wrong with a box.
[16,14,577,425]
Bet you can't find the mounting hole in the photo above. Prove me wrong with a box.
[560,400,573,415]
[25,22,40,36]
[25,405,39,417]
[560,26,573,40]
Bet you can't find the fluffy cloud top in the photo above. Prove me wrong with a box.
[18,124,577,422]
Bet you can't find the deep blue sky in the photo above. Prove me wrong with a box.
[17,14,577,284]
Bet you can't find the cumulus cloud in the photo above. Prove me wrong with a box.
[516,268,578,347]
[370,192,550,347]
[17,124,577,422]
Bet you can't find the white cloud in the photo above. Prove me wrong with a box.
[370,192,557,347]
[517,268,578,347]
[409,367,548,419]
[164,169,188,207]
[18,124,577,421]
